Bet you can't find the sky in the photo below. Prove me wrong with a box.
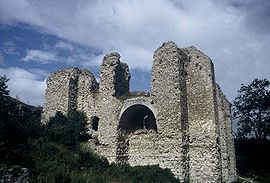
[0,0,269,106]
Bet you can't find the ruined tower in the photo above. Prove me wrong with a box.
[43,42,237,182]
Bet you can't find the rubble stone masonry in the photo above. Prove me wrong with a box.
[43,41,237,183]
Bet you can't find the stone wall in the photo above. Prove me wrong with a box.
[43,68,98,122]
[95,52,130,162]
[216,84,230,182]
[76,69,98,124]
[0,166,29,183]
[183,46,221,182]
[43,68,78,121]
[219,86,237,182]
[99,52,130,96]
[151,42,188,181]
[43,41,237,183]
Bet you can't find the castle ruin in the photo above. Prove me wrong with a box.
[43,41,237,182]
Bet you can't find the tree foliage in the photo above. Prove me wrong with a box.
[0,76,10,130]
[0,76,43,165]
[0,75,9,99]
[233,78,270,139]
[45,111,91,149]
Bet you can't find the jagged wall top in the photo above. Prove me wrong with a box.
[100,52,130,96]
[43,41,237,183]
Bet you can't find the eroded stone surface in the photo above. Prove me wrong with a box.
[43,42,237,183]
[0,166,29,183]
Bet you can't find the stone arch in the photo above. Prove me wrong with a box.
[116,97,157,164]
[119,97,157,119]
[119,104,157,133]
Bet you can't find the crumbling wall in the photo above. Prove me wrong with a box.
[43,68,80,121]
[99,52,130,96]
[183,46,221,182]
[150,42,188,181]
[216,84,230,182]
[43,42,237,183]
[76,70,99,126]
[43,68,99,123]
[0,166,29,183]
[221,90,237,182]
[95,52,130,162]
[127,130,160,166]
[216,84,237,183]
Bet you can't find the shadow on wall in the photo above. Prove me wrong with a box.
[119,104,157,134]
[116,104,157,164]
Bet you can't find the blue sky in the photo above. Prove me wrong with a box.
[0,0,269,106]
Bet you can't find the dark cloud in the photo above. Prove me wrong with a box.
[229,0,270,33]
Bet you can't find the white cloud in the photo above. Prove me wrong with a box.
[22,49,56,64]
[0,0,269,101]
[66,48,103,67]
[22,47,100,66]
[55,40,74,51]
[0,67,47,106]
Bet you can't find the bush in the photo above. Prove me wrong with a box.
[45,111,90,149]
[0,76,44,166]
[28,139,179,183]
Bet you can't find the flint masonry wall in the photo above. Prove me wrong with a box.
[44,68,79,119]
[43,68,98,121]
[216,84,230,182]
[96,52,130,162]
[150,42,188,181]
[76,69,99,122]
[183,47,221,182]
[43,41,237,183]
[216,85,237,182]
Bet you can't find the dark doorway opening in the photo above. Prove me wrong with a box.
[91,116,99,131]
[116,104,157,164]
[119,104,157,134]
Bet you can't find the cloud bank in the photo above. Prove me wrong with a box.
[0,0,269,103]
[0,67,46,106]
[22,49,56,63]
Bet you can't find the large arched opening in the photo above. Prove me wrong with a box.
[116,103,157,164]
[119,104,157,134]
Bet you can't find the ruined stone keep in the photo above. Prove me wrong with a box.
[43,42,237,182]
